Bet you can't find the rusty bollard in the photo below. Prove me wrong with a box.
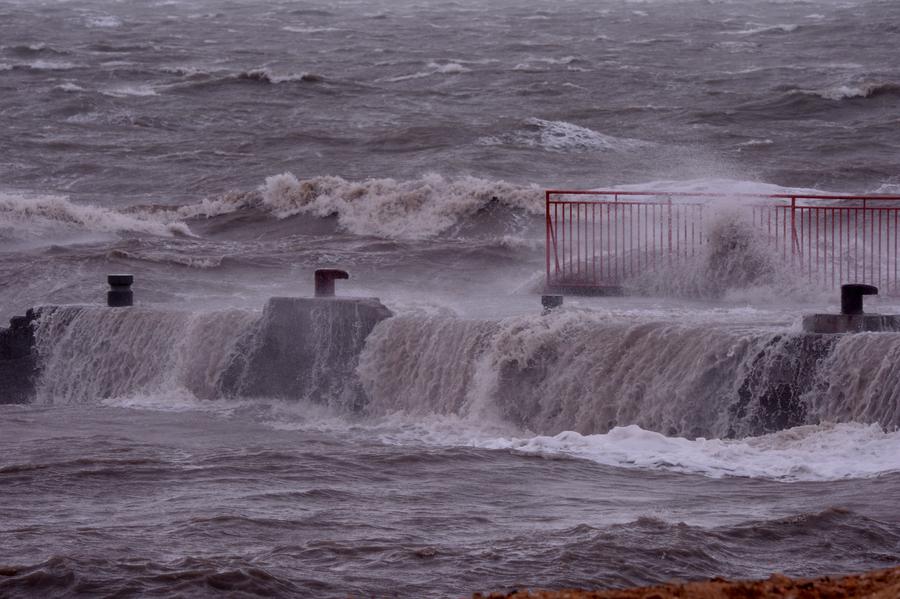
[841,283,878,315]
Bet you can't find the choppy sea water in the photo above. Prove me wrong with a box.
[2,0,900,597]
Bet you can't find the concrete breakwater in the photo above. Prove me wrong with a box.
[2,299,899,438]
[0,297,392,406]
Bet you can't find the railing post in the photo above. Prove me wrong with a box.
[545,190,551,287]
[667,198,673,267]
[790,197,799,265]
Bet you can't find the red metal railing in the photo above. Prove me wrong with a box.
[546,190,900,293]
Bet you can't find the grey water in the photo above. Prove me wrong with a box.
[2,0,900,597]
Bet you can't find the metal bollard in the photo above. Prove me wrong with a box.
[841,283,878,315]
[314,269,349,297]
[107,274,134,307]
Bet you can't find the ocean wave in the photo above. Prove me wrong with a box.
[3,42,68,56]
[728,23,799,35]
[478,118,652,152]
[172,174,541,240]
[380,61,470,83]
[85,15,122,28]
[512,55,586,72]
[256,173,540,239]
[106,248,224,269]
[0,192,192,239]
[161,66,324,85]
[281,25,342,33]
[236,68,324,84]
[801,82,900,101]
[100,84,158,97]
[366,406,900,481]
[492,423,900,481]
[55,82,86,92]
[12,60,79,71]
[0,556,303,597]
[87,42,156,53]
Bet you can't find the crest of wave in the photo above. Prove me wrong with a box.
[0,192,192,239]
[256,172,542,239]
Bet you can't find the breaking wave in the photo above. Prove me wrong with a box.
[160,66,326,86]
[803,82,900,101]
[27,302,900,481]
[478,118,652,152]
[0,175,542,243]
[11,60,79,71]
[380,62,470,83]
[0,192,192,240]
[174,173,543,240]
[235,68,324,84]
[728,23,799,35]
[473,423,900,481]
[359,309,900,439]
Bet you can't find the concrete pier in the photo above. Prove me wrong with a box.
[220,296,392,405]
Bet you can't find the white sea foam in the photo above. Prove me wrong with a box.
[714,41,758,53]
[22,60,78,70]
[729,23,798,35]
[430,61,469,74]
[512,56,583,72]
[86,15,122,28]
[482,423,900,482]
[56,82,86,92]
[281,25,341,33]
[381,61,470,82]
[237,68,322,84]
[606,177,823,197]
[0,63,11,71]
[101,84,158,97]
[479,118,652,153]
[738,138,774,147]
[267,410,900,482]
[805,82,900,101]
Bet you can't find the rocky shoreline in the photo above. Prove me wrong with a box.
[476,566,900,598]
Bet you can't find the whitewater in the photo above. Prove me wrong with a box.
[2,0,900,597]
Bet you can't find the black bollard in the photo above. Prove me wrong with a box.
[107,274,134,307]
[314,269,349,298]
[841,283,878,315]
[541,294,563,314]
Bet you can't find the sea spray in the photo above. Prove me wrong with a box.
[33,306,258,403]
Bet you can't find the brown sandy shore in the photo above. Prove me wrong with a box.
[475,566,900,599]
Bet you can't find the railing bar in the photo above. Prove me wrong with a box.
[568,203,573,280]
[831,208,835,289]
[839,207,843,285]
[855,208,859,282]
[607,203,612,282]
[878,208,883,288]
[577,203,582,279]
[807,209,812,282]
[816,209,820,280]
[545,192,551,283]
[667,201,672,268]
[592,203,596,285]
